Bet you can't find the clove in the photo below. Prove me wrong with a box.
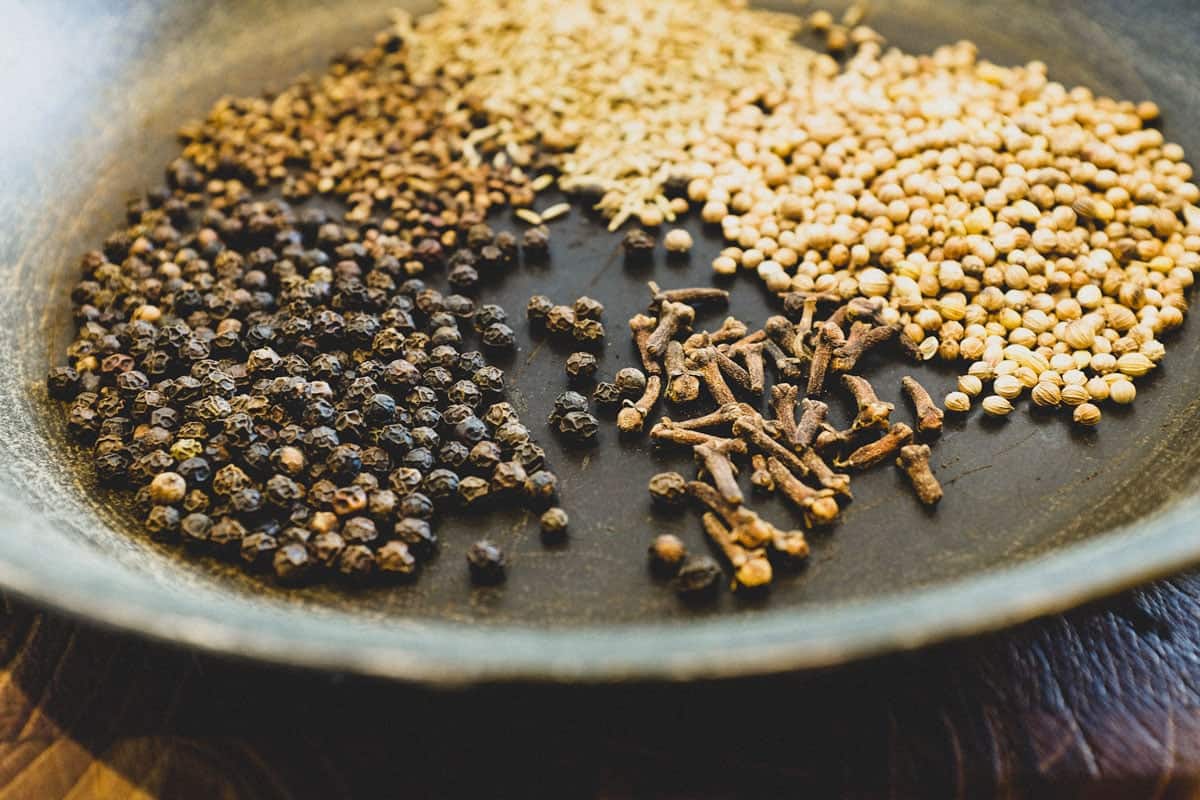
[700,512,773,589]
[690,347,737,405]
[827,297,884,329]
[782,291,842,315]
[750,454,775,493]
[901,375,944,435]
[694,438,746,504]
[764,316,803,358]
[617,374,662,434]
[794,398,829,449]
[663,340,701,404]
[729,340,766,394]
[712,347,754,393]
[762,339,806,381]
[843,374,893,431]
[793,295,819,341]
[799,447,853,498]
[836,422,914,470]
[831,322,900,372]
[765,456,840,527]
[648,281,730,310]
[814,424,856,452]
[769,383,800,445]
[897,443,943,505]
[708,316,749,344]
[807,320,845,396]
[668,402,756,431]
[629,314,661,375]
[650,421,741,448]
[645,300,695,358]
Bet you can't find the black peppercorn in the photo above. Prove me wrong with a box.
[591,381,622,409]
[468,440,503,473]
[521,226,550,258]
[490,460,527,493]
[573,296,604,320]
[466,539,506,585]
[545,305,575,336]
[342,516,379,544]
[539,507,568,541]
[394,517,437,558]
[438,440,471,469]
[557,411,599,443]
[549,391,589,425]
[571,318,605,346]
[180,512,213,545]
[564,352,598,382]
[423,468,460,504]
[526,294,554,324]
[622,228,656,264]
[46,366,80,399]
[458,475,491,507]
[145,505,181,538]
[273,541,312,584]
[311,530,346,568]
[399,491,435,520]
[524,469,558,506]
[673,555,722,597]
[481,322,516,350]
[510,441,546,472]
[387,467,423,495]
[377,541,418,578]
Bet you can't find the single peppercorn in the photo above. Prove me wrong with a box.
[648,472,688,510]
[394,517,437,558]
[557,411,599,443]
[466,539,507,585]
[481,322,517,350]
[622,229,655,264]
[539,507,569,541]
[614,367,647,396]
[573,296,605,320]
[648,533,687,574]
[549,391,589,426]
[673,555,722,597]
[565,352,598,383]
[526,294,554,324]
[377,540,418,578]
[524,469,558,506]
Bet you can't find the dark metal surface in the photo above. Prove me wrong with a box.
[1,0,1200,682]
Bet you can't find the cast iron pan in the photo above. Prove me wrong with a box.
[2,0,1200,683]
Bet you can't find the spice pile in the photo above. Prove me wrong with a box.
[600,284,946,594]
[46,31,565,586]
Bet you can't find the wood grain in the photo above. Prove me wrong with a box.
[0,577,1199,798]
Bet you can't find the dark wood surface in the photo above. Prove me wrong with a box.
[1,576,1199,799]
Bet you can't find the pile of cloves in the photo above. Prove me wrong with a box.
[619,285,946,595]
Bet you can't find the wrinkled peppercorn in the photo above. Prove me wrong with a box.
[673,555,722,596]
[539,507,569,541]
[564,352,598,382]
[466,539,506,585]
[557,411,599,443]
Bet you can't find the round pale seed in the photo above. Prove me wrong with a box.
[981,395,1013,417]
[1073,403,1102,426]
[944,391,971,413]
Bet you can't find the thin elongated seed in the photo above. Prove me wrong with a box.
[515,208,543,225]
[540,202,571,221]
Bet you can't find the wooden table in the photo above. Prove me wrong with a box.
[0,576,1197,799]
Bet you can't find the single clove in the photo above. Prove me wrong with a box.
[663,340,700,404]
[765,456,840,527]
[793,296,819,341]
[799,447,853,498]
[708,316,749,344]
[694,438,747,504]
[897,443,943,505]
[762,339,806,381]
[769,383,800,445]
[764,316,803,358]
[831,322,900,372]
[690,347,736,405]
[667,402,756,431]
[729,340,766,394]
[836,422,914,470]
[843,374,893,431]
[646,300,695,358]
[629,314,661,376]
[617,374,662,434]
[750,454,774,493]
[700,512,773,590]
[901,375,944,435]
[814,424,856,452]
[807,320,845,396]
[648,281,730,310]
[793,398,829,450]
[650,421,741,448]
[712,348,754,393]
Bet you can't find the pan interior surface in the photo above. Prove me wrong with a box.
[2,0,1200,681]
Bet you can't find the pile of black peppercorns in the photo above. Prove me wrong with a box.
[48,194,559,587]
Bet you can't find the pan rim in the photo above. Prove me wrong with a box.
[0,493,1194,684]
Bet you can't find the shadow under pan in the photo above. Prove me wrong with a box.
[1,0,1200,681]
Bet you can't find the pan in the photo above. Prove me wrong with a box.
[2,0,1200,683]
